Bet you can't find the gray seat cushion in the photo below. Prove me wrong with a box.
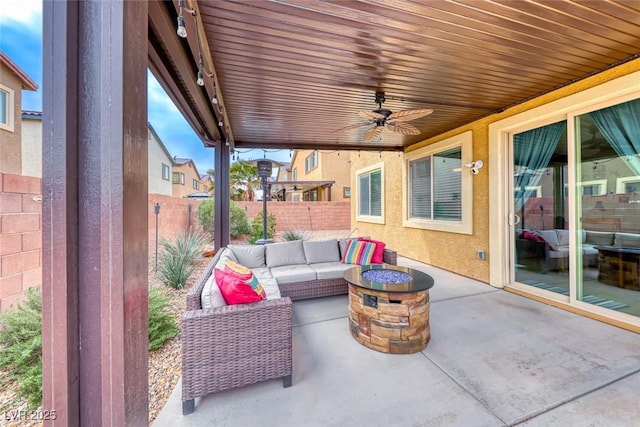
[309,262,354,280]
[270,264,317,284]
[260,277,281,300]
[250,267,273,281]
[228,244,266,268]
[303,239,341,264]
[266,240,307,267]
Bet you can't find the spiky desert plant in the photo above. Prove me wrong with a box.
[158,231,207,289]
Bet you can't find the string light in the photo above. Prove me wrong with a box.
[211,92,218,105]
[218,118,223,127]
[196,70,204,86]
[176,14,187,38]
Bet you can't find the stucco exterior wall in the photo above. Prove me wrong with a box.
[352,58,640,284]
[0,71,22,175]
[148,131,173,196]
[290,150,352,201]
[172,161,201,198]
[21,117,42,178]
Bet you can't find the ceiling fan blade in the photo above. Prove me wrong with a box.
[358,110,385,120]
[364,126,384,142]
[387,108,433,122]
[331,122,369,133]
[387,122,420,135]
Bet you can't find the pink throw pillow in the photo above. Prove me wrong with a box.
[358,237,386,264]
[214,268,264,305]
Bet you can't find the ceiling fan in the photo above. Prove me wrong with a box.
[333,91,433,143]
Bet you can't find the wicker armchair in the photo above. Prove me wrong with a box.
[181,252,293,415]
[181,245,397,415]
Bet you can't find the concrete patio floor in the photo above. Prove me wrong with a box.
[153,257,640,426]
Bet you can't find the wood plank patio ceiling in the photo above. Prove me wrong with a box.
[192,0,640,151]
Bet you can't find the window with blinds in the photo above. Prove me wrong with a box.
[403,131,472,234]
[357,165,384,223]
[409,148,461,221]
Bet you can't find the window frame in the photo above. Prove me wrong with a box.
[343,186,351,198]
[402,131,473,234]
[616,176,640,194]
[293,167,297,181]
[0,84,15,132]
[162,163,170,181]
[193,179,200,190]
[305,151,318,173]
[355,162,385,224]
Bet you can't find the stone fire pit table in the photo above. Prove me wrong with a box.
[344,264,434,354]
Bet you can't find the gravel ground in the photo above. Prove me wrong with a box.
[0,230,351,425]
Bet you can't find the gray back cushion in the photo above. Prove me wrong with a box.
[614,232,640,248]
[266,240,307,267]
[228,244,266,268]
[585,231,615,246]
[303,239,341,264]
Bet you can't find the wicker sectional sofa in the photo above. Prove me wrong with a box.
[181,238,397,414]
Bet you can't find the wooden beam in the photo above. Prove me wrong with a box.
[42,1,149,424]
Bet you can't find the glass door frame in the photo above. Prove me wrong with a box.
[488,70,640,329]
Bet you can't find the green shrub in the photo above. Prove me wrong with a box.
[0,288,43,410]
[230,201,251,238]
[158,231,207,289]
[148,287,179,351]
[282,230,303,241]
[249,211,277,244]
[197,199,251,239]
[197,199,214,236]
[0,287,180,411]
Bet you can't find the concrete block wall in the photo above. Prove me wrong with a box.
[237,201,351,232]
[0,173,42,310]
[148,194,204,251]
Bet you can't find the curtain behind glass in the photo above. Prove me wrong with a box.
[513,121,566,212]
[589,98,640,175]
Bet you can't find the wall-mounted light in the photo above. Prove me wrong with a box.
[465,160,484,175]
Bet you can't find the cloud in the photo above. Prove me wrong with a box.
[0,0,42,31]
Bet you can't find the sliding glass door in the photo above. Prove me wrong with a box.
[512,121,569,295]
[510,97,640,319]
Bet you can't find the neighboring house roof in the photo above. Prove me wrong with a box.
[183,192,211,199]
[172,156,201,178]
[148,122,173,161]
[22,110,43,120]
[0,51,38,91]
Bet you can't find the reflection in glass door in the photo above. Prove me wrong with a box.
[575,98,640,317]
[512,121,570,295]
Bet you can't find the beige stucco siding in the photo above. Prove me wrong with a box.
[21,117,42,177]
[352,58,640,284]
[148,131,173,196]
[0,71,22,174]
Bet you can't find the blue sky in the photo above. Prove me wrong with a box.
[0,1,290,175]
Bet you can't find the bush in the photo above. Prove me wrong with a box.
[197,199,214,237]
[0,288,42,410]
[148,287,179,351]
[158,231,207,289]
[230,201,251,238]
[197,199,252,239]
[282,230,303,241]
[249,211,277,244]
[0,287,179,411]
